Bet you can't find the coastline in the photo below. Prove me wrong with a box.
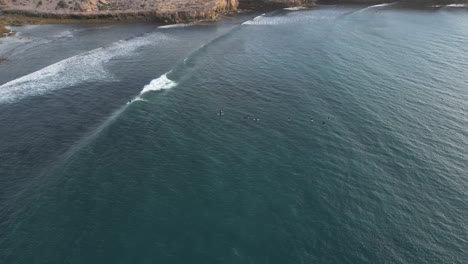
[0,0,242,37]
[0,13,126,38]
[1,0,467,39]
[0,0,241,34]
[0,7,242,39]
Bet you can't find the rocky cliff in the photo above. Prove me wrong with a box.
[0,0,238,22]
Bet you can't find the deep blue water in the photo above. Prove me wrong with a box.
[0,4,467,264]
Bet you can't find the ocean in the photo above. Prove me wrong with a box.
[0,4,467,263]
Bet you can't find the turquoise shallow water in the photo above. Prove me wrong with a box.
[0,4,467,264]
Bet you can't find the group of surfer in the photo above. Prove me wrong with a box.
[126,102,330,125]
[219,110,330,125]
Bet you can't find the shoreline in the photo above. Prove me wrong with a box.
[0,13,128,39]
[0,0,242,34]
[1,1,467,39]
[0,8,246,38]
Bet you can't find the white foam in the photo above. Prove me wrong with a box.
[0,33,168,104]
[242,10,338,26]
[446,4,467,7]
[158,23,191,29]
[358,2,398,12]
[53,30,74,38]
[365,2,397,9]
[242,14,266,25]
[284,6,308,11]
[139,72,177,95]
[52,28,89,39]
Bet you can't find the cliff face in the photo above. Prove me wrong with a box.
[0,0,238,22]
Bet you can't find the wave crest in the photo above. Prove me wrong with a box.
[446,4,467,7]
[242,14,266,25]
[158,23,192,29]
[139,72,177,95]
[284,6,308,11]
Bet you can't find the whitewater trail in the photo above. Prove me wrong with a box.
[242,14,266,25]
[284,6,308,11]
[360,2,398,11]
[158,23,193,29]
[0,33,170,104]
[446,4,467,7]
[241,6,371,27]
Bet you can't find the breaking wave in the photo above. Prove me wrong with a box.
[241,8,347,26]
[158,23,192,29]
[362,2,398,10]
[53,30,75,39]
[446,4,467,7]
[139,72,177,95]
[242,14,266,25]
[284,6,308,11]
[369,2,397,8]
[0,33,168,104]
[138,23,243,99]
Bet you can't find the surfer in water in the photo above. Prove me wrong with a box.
[218,110,224,116]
